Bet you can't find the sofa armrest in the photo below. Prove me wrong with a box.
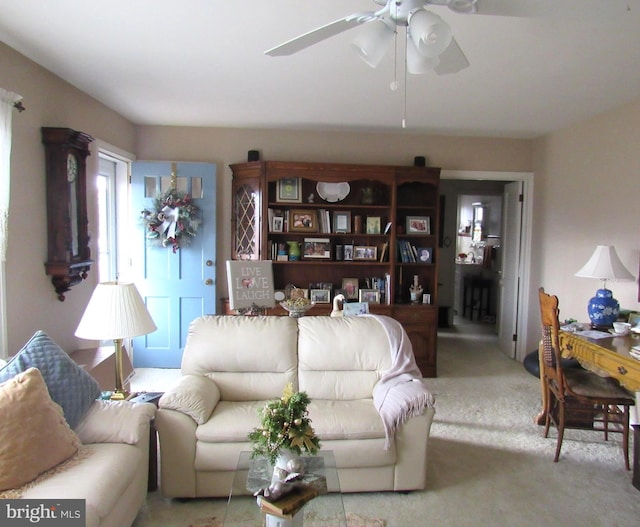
[75,400,156,445]
[159,374,220,425]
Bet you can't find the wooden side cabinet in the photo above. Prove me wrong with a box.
[42,127,94,301]
[228,159,441,377]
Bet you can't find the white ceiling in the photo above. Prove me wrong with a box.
[1,0,640,139]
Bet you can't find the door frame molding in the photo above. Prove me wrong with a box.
[441,170,533,362]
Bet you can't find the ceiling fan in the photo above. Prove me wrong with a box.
[265,0,508,75]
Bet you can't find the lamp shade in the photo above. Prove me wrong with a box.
[408,9,452,59]
[574,245,634,282]
[352,19,395,68]
[574,246,634,328]
[75,282,157,340]
[406,37,440,74]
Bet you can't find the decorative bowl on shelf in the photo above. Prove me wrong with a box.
[280,299,315,318]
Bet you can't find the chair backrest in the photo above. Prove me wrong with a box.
[538,287,565,393]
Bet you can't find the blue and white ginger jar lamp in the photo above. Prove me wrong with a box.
[574,245,635,328]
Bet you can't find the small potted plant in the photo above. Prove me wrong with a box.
[248,383,321,468]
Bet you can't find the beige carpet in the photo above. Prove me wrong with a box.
[187,513,383,527]
[133,322,640,527]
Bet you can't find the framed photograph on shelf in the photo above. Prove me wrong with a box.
[343,302,370,316]
[289,209,318,233]
[276,178,302,203]
[310,288,331,304]
[289,288,308,301]
[353,245,378,261]
[359,289,380,304]
[628,312,640,329]
[272,216,284,233]
[406,216,430,234]
[341,278,359,300]
[416,247,433,263]
[303,238,331,259]
[366,216,381,234]
[333,211,351,233]
[343,244,354,261]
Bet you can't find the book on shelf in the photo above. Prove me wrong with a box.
[257,483,319,519]
[379,241,388,262]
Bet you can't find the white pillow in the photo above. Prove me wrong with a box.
[159,374,220,424]
[75,400,156,445]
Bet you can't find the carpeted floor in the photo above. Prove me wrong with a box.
[185,513,383,527]
[132,321,640,527]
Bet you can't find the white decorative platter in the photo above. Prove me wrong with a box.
[316,182,350,202]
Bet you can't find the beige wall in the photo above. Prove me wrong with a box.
[2,42,135,353]
[3,41,639,360]
[527,100,640,348]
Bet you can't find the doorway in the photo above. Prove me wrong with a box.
[439,170,533,362]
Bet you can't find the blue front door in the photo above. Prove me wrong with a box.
[131,161,217,367]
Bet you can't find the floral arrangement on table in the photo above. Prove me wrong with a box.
[140,190,200,253]
[248,383,321,465]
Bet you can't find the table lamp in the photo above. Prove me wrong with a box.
[75,281,157,400]
[574,245,635,328]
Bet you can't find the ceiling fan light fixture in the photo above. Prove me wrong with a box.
[447,0,478,14]
[406,37,440,74]
[352,19,395,68]
[408,9,452,58]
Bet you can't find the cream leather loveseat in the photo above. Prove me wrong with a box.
[156,315,436,498]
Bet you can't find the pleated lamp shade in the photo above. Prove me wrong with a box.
[75,282,157,340]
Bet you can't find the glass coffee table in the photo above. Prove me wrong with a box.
[224,451,346,527]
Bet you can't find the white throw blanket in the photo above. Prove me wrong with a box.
[369,315,436,449]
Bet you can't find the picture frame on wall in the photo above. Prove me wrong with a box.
[289,209,318,232]
[276,178,302,203]
[353,245,378,261]
[333,211,351,233]
[406,216,430,234]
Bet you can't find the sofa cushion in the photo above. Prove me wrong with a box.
[0,331,101,428]
[196,400,264,442]
[181,315,299,400]
[159,374,220,424]
[308,399,385,440]
[0,368,81,492]
[298,317,391,400]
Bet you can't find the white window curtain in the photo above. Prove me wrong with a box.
[0,88,23,261]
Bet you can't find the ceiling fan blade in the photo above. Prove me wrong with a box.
[265,12,377,56]
[434,37,469,75]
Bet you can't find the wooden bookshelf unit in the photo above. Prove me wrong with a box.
[229,160,440,377]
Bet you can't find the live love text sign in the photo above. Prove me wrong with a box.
[226,260,275,310]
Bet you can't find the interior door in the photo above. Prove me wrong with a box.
[130,161,216,367]
[497,181,523,358]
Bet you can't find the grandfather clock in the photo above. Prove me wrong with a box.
[42,127,94,301]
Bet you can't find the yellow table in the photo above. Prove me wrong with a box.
[559,330,640,392]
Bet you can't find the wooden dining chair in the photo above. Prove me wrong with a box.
[538,287,635,469]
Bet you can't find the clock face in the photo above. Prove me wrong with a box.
[66,153,78,182]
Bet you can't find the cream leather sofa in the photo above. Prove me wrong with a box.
[156,315,436,498]
[17,400,156,527]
